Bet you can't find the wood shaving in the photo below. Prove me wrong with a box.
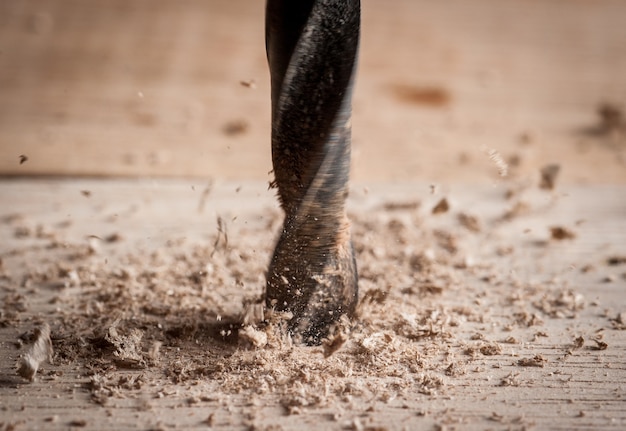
[500,371,521,387]
[550,226,576,241]
[211,215,228,257]
[323,331,348,358]
[222,119,249,136]
[381,201,420,211]
[610,312,626,330]
[607,256,626,266]
[499,201,530,222]
[197,180,214,213]
[539,164,561,190]
[591,339,608,351]
[533,289,585,318]
[102,320,146,369]
[457,213,481,232]
[572,336,585,350]
[518,355,547,367]
[482,146,509,177]
[240,79,257,89]
[16,322,53,382]
[479,342,502,356]
[432,198,449,214]
[239,325,268,348]
[596,102,625,134]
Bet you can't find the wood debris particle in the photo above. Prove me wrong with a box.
[105,232,123,243]
[238,325,268,348]
[222,119,249,136]
[607,256,626,266]
[19,154,28,164]
[241,302,265,326]
[517,354,546,367]
[602,274,617,283]
[147,341,162,362]
[591,339,608,351]
[381,200,420,211]
[458,212,481,232]
[323,332,348,358]
[432,198,449,214]
[500,201,530,221]
[550,226,576,240]
[210,216,228,257]
[197,180,214,213]
[16,322,53,382]
[80,190,92,197]
[488,412,505,422]
[240,79,257,89]
[597,102,625,134]
[419,284,444,295]
[500,371,521,387]
[482,146,509,177]
[360,288,388,304]
[480,342,502,356]
[533,289,585,318]
[539,164,561,190]
[203,413,215,426]
[610,311,626,330]
[518,131,534,145]
[444,362,465,377]
[433,229,458,254]
[572,336,585,350]
[68,419,87,427]
[390,83,451,107]
[103,321,146,368]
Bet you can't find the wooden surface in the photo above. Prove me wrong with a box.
[1,0,625,183]
[0,179,625,430]
[1,1,625,430]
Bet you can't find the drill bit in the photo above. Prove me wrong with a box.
[265,0,360,345]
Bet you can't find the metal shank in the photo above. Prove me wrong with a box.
[265,0,360,344]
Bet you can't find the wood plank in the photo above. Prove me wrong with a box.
[1,0,625,183]
[1,179,625,430]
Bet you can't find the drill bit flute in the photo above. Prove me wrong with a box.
[265,0,360,344]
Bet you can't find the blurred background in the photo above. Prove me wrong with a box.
[1,0,625,183]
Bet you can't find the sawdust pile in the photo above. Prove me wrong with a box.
[1,178,620,428]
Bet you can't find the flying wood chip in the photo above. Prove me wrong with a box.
[16,323,53,381]
[432,198,450,214]
[550,226,576,240]
[540,164,561,190]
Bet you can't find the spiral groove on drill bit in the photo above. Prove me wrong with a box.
[265,0,360,345]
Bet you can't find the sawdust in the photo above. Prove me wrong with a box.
[1,179,621,430]
[16,322,54,381]
[550,226,577,240]
[431,198,449,214]
[481,146,509,178]
[517,354,547,367]
[539,164,561,190]
[595,102,625,135]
